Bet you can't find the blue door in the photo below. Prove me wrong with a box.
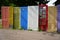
[21,6,28,30]
[57,5,60,32]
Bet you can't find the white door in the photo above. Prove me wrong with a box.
[28,6,39,31]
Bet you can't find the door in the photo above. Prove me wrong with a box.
[28,6,38,30]
[39,4,48,31]
[21,6,28,30]
[57,5,60,32]
[1,6,9,29]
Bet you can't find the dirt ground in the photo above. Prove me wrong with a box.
[0,29,60,40]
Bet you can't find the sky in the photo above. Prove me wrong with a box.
[47,0,57,6]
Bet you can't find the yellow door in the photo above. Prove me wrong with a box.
[47,6,57,32]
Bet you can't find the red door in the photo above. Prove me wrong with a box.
[39,4,48,31]
[1,6,9,29]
